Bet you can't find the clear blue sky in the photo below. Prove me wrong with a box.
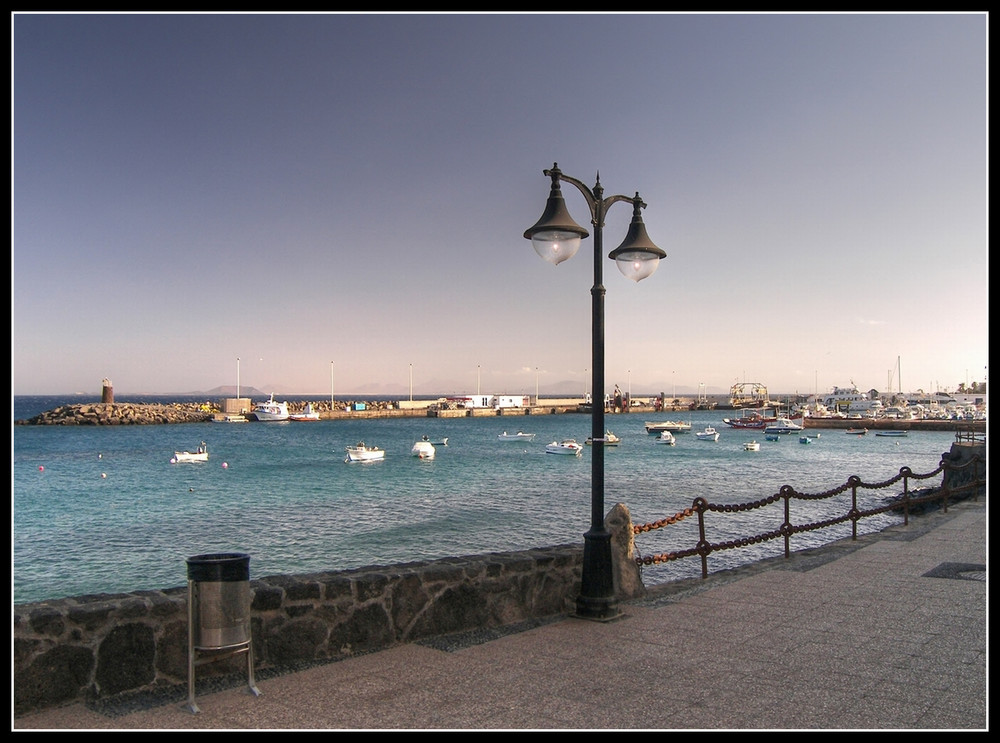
[12,12,988,398]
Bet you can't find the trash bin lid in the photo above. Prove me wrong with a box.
[186,552,250,582]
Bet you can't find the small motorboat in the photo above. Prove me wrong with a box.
[411,438,436,459]
[585,431,621,446]
[213,414,247,423]
[845,428,868,435]
[765,433,780,442]
[289,403,320,422]
[429,437,448,446]
[172,442,208,463]
[645,420,692,434]
[743,440,760,451]
[763,418,804,435]
[345,442,385,463]
[875,430,908,437]
[799,436,813,444]
[545,439,583,456]
[695,426,719,441]
[498,431,536,441]
[655,430,676,446]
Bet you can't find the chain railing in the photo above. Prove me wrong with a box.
[633,448,986,580]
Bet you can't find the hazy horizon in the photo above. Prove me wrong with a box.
[13,13,988,398]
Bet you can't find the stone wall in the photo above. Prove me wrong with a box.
[13,504,645,718]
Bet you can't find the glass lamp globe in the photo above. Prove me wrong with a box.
[531,230,583,265]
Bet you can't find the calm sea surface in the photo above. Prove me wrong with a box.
[12,395,958,605]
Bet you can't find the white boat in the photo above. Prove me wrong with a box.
[763,417,804,435]
[498,431,536,441]
[429,437,448,446]
[214,414,247,423]
[289,403,320,422]
[345,442,385,463]
[585,431,621,446]
[172,442,208,463]
[695,426,719,441]
[845,427,868,435]
[820,384,884,416]
[645,420,692,434]
[252,394,290,422]
[655,430,676,445]
[411,438,436,459]
[743,440,760,451]
[545,439,583,456]
[875,430,908,437]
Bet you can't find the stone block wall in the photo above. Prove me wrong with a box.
[11,502,644,719]
[13,545,586,717]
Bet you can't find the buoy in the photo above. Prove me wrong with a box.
[101,473,107,479]
[98,453,102,459]
[38,465,44,471]
[170,458,177,464]
[222,462,228,469]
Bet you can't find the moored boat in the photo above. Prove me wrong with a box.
[252,394,290,422]
[875,430,908,437]
[289,403,320,422]
[645,420,692,434]
[799,436,813,444]
[411,438,436,459]
[345,442,385,462]
[585,431,621,446]
[545,439,583,456]
[655,430,676,445]
[764,417,804,435]
[498,431,535,441]
[743,440,760,451]
[695,426,719,441]
[845,427,868,435]
[172,442,208,463]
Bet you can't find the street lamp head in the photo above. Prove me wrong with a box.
[608,194,666,282]
[523,163,589,265]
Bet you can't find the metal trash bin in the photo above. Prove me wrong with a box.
[185,552,261,713]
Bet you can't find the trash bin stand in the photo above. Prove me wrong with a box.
[185,553,261,714]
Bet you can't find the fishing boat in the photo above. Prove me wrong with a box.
[545,439,583,456]
[645,420,692,434]
[765,433,780,442]
[585,431,621,446]
[799,436,813,444]
[655,430,676,445]
[289,403,320,422]
[252,394,290,422]
[845,428,868,435]
[345,442,385,462]
[172,442,208,463]
[498,431,535,441]
[695,426,720,441]
[411,438,436,459]
[743,440,760,451]
[875,430,908,437]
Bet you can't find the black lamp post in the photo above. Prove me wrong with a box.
[524,163,665,621]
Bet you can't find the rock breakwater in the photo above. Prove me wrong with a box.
[14,402,215,426]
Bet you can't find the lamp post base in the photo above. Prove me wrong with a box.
[573,529,622,622]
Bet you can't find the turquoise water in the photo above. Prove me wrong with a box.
[12,396,958,604]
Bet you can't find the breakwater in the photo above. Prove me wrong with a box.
[14,399,987,432]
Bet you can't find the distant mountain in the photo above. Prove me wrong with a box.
[197,386,268,398]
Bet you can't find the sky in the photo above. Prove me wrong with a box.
[12,12,989,398]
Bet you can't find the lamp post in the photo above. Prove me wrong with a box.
[331,361,335,410]
[524,162,665,621]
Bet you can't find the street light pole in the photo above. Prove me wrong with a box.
[524,163,665,621]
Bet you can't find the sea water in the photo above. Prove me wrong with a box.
[12,395,958,604]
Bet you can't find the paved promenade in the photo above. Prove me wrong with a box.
[14,499,987,731]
